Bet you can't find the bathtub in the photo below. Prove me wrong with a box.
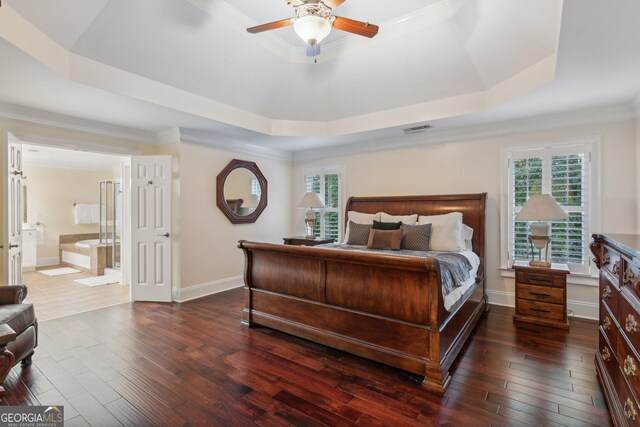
[75,239,117,249]
[60,234,117,275]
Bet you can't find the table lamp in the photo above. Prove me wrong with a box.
[515,194,568,268]
[297,192,325,239]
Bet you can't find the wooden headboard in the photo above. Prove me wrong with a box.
[344,193,487,269]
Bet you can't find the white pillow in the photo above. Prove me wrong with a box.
[380,212,418,225]
[417,212,464,252]
[343,211,381,243]
[462,224,474,251]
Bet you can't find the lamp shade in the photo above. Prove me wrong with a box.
[298,191,325,209]
[515,194,568,221]
[294,15,331,45]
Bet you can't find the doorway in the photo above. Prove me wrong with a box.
[19,144,130,320]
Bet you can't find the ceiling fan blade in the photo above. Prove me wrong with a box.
[247,18,294,34]
[321,0,346,9]
[332,16,379,38]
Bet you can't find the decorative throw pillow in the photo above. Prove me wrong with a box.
[372,220,402,230]
[346,221,372,245]
[462,224,474,251]
[380,213,418,225]
[417,212,464,252]
[343,211,381,243]
[367,229,403,250]
[401,223,432,251]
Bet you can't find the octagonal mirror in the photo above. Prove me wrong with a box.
[216,159,267,224]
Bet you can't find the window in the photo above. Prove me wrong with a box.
[304,167,343,241]
[250,178,261,197]
[504,141,598,275]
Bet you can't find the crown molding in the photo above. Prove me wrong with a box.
[179,128,292,161]
[293,103,638,161]
[156,127,182,145]
[0,102,157,144]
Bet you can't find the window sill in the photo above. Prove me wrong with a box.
[499,267,598,287]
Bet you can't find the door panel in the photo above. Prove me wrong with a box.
[5,139,23,285]
[130,155,172,302]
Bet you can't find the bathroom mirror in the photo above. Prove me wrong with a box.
[216,159,267,224]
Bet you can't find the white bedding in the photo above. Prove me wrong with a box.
[444,250,480,311]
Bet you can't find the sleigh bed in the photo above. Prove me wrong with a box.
[238,193,487,393]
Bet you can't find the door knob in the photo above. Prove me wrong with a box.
[158,233,170,238]
[9,244,20,249]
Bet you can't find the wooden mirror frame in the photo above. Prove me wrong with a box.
[216,159,268,224]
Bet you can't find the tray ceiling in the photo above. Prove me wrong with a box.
[0,0,563,138]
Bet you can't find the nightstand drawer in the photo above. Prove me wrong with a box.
[519,284,564,304]
[517,299,565,321]
[516,270,565,288]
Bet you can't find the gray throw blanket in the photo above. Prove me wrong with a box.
[317,243,472,297]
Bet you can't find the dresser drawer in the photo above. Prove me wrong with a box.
[603,244,622,283]
[600,300,618,351]
[617,332,640,409]
[518,284,564,304]
[517,299,565,321]
[601,272,620,319]
[516,270,565,288]
[623,255,640,288]
[600,330,619,375]
[620,292,640,352]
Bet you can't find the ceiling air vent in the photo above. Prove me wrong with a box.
[402,124,432,135]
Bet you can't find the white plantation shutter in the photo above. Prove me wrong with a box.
[508,144,591,274]
[304,168,343,240]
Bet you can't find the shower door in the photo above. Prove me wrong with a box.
[99,180,121,271]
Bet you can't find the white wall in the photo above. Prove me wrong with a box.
[177,141,292,300]
[293,119,638,319]
[22,164,117,263]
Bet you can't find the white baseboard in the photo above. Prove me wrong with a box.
[37,256,60,267]
[173,275,244,302]
[485,289,598,320]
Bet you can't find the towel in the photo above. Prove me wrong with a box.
[74,204,92,224]
[90,205,101,224]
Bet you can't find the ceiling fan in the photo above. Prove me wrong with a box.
[246,0,379,57]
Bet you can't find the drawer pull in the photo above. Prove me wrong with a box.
[624,355,637,376]
[530,292,552,298]
[601,346,611,362]
[624,268,636,284]
[603,252,611,265]
[613,261,621,274]
[627,314,638,334]
[624,398,638,421]
[603,285,612,299]
[530,308,551,313]
[529,275,552,284]
[603,316,612,331]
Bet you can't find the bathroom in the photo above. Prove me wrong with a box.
[20,144,130,321]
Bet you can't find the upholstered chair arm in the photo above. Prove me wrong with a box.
[0,325,16,346]
[0,285,28,304]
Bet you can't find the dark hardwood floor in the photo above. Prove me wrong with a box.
[1,288,611,426]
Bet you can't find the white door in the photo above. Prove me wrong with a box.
[130,155,172,302]
[3,139,24,285]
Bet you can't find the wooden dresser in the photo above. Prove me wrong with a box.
[591,234,640,426]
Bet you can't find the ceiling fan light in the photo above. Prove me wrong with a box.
[294,15,331,45]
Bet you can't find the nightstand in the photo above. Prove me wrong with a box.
[283,236,335,246]
[512,261,570,330]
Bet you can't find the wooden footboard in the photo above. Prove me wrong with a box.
[239,241,486,393]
